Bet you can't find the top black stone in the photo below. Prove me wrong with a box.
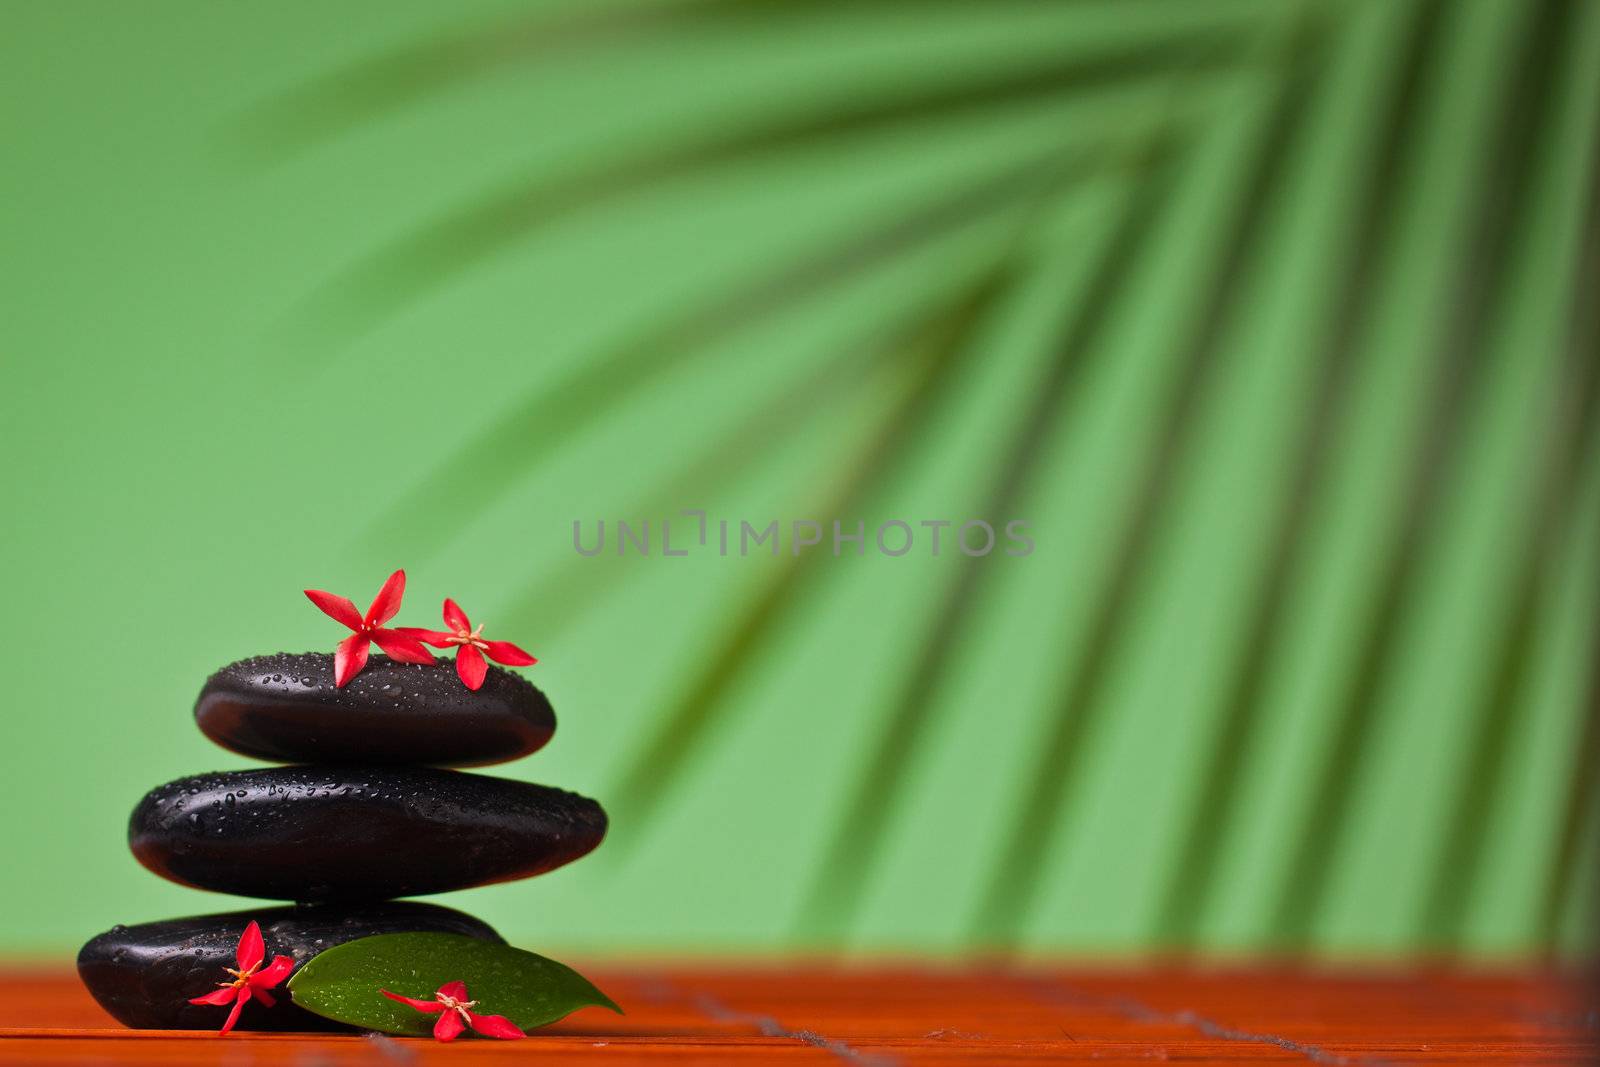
[194,652,555,768]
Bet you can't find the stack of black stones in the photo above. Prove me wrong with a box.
[78,652,607,1031]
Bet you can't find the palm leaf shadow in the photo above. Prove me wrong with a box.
[1153,0,1446,948]
[228,0,1598,952]
[1535,173,1600,950]
[967,13,1325,949]
[1268,0,1579,948]
[488,36,1268,855]
[1505,126,1600,952]
[232,0,1124,162]
[1540,566,1600,950]
[362,140,1152,559]
[280,27,1254,347]
[493,271,1004,639]
[230,0,767,160]
[1420,120,1600,947]
[250,0,1316,919]
[794,144,1181,939]
[607,256,1033,830]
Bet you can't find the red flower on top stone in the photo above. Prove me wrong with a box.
[404,598,537,691]
[305,569,436,687]
[382,979,525,1041]
[187,921,295,1035]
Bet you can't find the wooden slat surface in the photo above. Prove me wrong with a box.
[0,965,1593,1065]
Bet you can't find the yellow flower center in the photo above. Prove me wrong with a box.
[219,962,259,990]
[436,992,477,1015]
[449,623,487,650]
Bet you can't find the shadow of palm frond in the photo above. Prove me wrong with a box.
[252,0,1300,910]
[466,124,1174,651]
[790,181,1155,937]
[1267,0,1580,949]
[491,301,933,641]
[1541,566,1600,949]
[605,257,1032,830]
[234,0,1199,161]
[231,0,767,160]
[274,25,1255,350]
[236,0,1273,167]
[1153,0,1448,950]
[490,251,1052,641]
[1423,29,1600,950]
[1534,103,1600,951]
[234,0,1598,955]
[963,15,1326,952]
[357,136,1162,560]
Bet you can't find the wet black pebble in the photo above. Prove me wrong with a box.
[77,901,501,1031]
[128,766,607,901]
[194,652,555,768]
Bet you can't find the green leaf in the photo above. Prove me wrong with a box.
[286,932,621,1036]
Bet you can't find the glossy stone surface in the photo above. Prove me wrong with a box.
[129,767,607,901]
[77,901,501,1031]
[194,652,555,767]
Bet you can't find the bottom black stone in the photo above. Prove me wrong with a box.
[77,901,502,1031]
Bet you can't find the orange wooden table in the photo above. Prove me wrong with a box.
[0,965,1593,1065]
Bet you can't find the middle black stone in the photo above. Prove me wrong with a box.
[129,766,607,901]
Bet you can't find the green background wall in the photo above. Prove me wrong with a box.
[3,0,1597,960]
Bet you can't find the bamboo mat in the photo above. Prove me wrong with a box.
[0,965,1593,1064]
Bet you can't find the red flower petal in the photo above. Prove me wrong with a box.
[252,987,277,1009]
[398,627,457,648]
[442,598,471,632]
[189,988,236,1006]
[482,640,537,667]
[333,633,369,688]
[370,628,437,665]
[236,921,264,973]
[305,589,363,631]
[219,986,250,1036]
[252,956,295,988]
[381,989,446,1013]
[455,644,488,690]
[467,1011,525,1040]
[366,569,408,627]
[433,1009,466,1042]
[436,980,469,1002]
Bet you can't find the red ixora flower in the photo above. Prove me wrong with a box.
[186,921,294,1036]
[381,979,525,1042]
[305,569,436,687]
[404,598,536,691]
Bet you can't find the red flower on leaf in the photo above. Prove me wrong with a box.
[186,921,294,1036]
[381,979,525,1042]
[305,569,436,687]
[404,599,537,691]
